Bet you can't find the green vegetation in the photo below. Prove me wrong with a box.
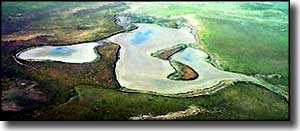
[198,17,288,87]
[2,2,59,17]
[32,83,288,120]
[167,60,187,80]
[2,2,128,43]
[125,14,186,28]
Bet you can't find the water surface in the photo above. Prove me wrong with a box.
[108,23,256,94]
[16,23,263,96]
[17,42,103,63]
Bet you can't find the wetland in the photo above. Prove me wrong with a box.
[1,2,289,120]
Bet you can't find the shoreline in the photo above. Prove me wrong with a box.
[12,13,288,101]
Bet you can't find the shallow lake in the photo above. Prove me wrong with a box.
[108,23,257,94]
[16,23,261,96]
[16,42,103,63]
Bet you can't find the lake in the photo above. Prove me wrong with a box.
[16,23,269,96]
[16,42,104,63]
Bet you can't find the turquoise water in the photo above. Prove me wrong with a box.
[131,28,156,45]
[48,47,74,56]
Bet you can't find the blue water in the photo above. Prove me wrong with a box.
[181,53,192,61]
[131,28,156,45]
[48,47,74,56]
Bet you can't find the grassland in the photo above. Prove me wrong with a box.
[31,83,288,120]
[1,2,289,120]
[198,17,288,86]
[2,2,128,43]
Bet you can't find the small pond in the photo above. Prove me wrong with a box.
[16,42,103,63]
